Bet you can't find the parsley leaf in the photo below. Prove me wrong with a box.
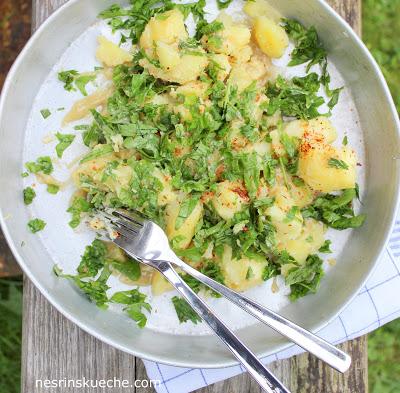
[110,289,151,328]
[23,187,36,205]
[319,240,332,253]
[111,259,141,281]
[302,188,366,230]
[77,239,107,278]
[25,156,53,175]
[67,196,91,228]
[40,109,51,119]
[172,296,201,324]
[286,254,324,301]
[55,132,75,158]
[46,184,60,194]
[27,218,46,233]
[58,70,78,91]
[216,0,233,9]
[328,158,349,170]
[266,75,326,119]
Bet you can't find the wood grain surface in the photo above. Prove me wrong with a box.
[21,1,367,392]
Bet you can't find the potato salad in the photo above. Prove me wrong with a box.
[24,0,365,327]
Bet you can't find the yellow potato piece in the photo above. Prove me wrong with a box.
[63,87,113,124]
[152,271,174,295]
[298,143,357,193]
[153,169,177,206]
[221,246,268,291]
[244,0,282,22]
[212,181,249,220]
[96,36,131,67]
[284,117,338,144]
[280,219,326,264]
[155,41,181,70]
[165,196,203,249]
[140,9,188,49]
[253,16,289,58]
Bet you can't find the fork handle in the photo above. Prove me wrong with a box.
[150,259,290,393]
[170,254,351,373]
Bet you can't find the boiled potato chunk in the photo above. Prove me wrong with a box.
[210,54,232,81]
[174,81,208,99]
[140,9,188,49]
[153,169,176,206]
[221,246,268,291]
[96,36,131,67]
[280,219,326,264]
[253,16,289,58]
[203,14,251,60]
[165,196,203,249]
[285,117,337,144]
[141,53,208,84]
[212,180,249,220]
[151,271,174,295]
[155,41,181,70]
[298,144,357,192]
[244,0,282,22]
[229,54,272,91]
[266,200,303,242]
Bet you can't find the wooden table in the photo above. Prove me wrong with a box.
[21,1,367,392]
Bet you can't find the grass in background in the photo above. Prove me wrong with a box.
[363,0,400,112]
[364,1,400,392]
[0,278,22,393]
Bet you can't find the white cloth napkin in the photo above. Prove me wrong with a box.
[144,212,400,393]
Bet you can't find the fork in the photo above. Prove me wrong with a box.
[100,209,351,389]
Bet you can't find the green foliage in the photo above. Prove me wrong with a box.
[0,278,22,393]
[172,296,201,324]
[363,0,400,112]
[369,318,400,392]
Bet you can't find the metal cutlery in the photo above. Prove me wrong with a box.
[99,209,351,392]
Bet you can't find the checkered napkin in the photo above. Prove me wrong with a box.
[144,212,400,393]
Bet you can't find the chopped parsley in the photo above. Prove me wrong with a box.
[40,109,51,119]
[25,156,53,175]
[55,132,75,158]
[328,158,349,170]
[58,70,96,95]
[47,184,60,194]
[302,189,366,230]
[110,289,151,328]
[23,187,36,205]
[172,296,201,324]
[27,218,46,233]
[319,240,332,253]
[286,255,324,301]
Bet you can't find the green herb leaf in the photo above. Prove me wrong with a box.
[23,187,36,205]
[27,218,46,233]
[328,158,349,170]
[40,109,51,119]
[172,296,201,324]
[67,196,91,228]
[80,144,114,163]
[46,184,60,194]
[319,240,332,253]
[25,156,53,175]
[55,132,75,158]
[110,289,151,328]
[111,259,141,281]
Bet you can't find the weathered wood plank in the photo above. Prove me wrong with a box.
[22,276,137,393]
[23,1,367,393]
